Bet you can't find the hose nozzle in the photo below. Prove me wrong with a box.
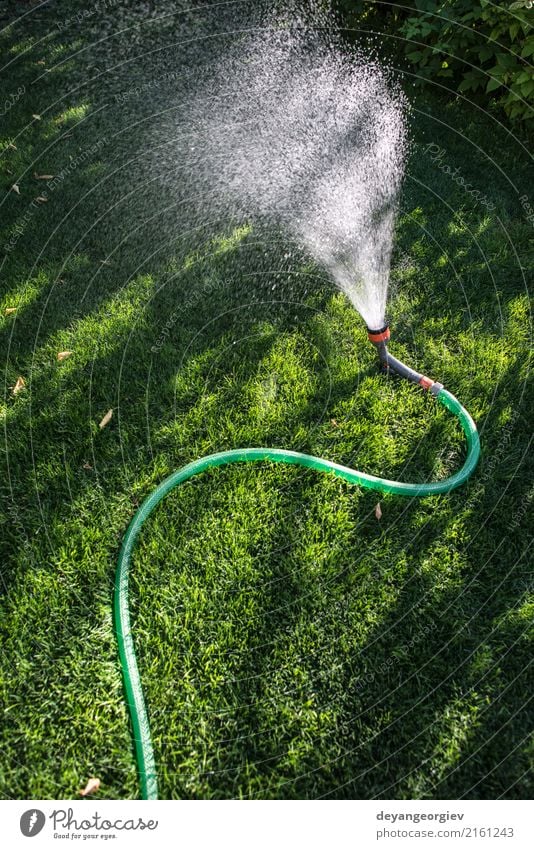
[367,323,391,345]
[366,321,442,394]
[367,322,390,369]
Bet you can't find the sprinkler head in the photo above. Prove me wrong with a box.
[366,320,443,393]
[366,321,390,370]
[366,322,390,344]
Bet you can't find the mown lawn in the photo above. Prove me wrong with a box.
[0,1,532,799]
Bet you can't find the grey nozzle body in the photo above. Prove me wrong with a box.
[367,322,440,392]
[384,351,423,385]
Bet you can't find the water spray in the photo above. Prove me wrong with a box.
[114,11,481,800]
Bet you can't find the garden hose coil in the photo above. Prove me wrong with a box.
[114,326,480,800]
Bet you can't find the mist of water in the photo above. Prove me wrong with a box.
[180,7,408,330]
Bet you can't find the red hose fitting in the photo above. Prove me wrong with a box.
[367,325,391,344]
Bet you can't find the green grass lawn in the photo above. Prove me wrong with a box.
[0,2,532,800]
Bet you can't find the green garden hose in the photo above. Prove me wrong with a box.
[114,381,480,800]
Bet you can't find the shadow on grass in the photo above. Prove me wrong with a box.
[0,5,532,798]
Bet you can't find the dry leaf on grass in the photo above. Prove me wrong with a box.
[5,307,17,315]
[12,376,26,395]
[35,195,48,203]
[34,172,54,180]
[11,184,20,195]
[82,461,93,470]
[7,142,17,151]
[99,409,113,429]
[330,418,339,428]
[57,350,73,362]
[78,777,100,797]
[374,502,382,520]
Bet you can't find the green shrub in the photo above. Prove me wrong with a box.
[335,0,534,126]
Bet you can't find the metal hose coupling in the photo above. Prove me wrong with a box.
[366,322,443,395]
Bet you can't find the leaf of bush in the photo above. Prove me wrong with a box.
[458,79,474,92]
[478,46,494,63]
[486,77,502,93]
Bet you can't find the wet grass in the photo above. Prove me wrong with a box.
[0,1,532,800]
